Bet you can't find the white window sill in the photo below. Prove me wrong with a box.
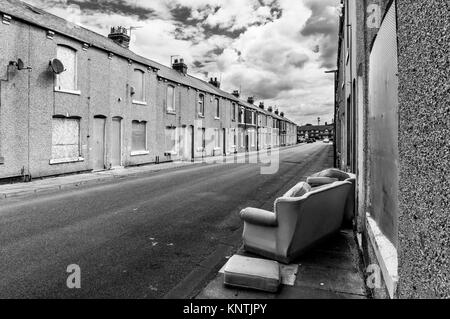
[198,114,205,118]
[213,147,221,151]
[215,117,220,120]
[166,110,176,115]
[49,157,84,165]
[131,150,150,156]
[132,100,147,106]
[196,147,205,152]
[54,88,81,95]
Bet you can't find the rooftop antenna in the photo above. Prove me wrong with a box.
[129,26,143,42]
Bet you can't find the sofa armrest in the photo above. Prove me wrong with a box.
[306,176,338,186]
[240,207,278,227]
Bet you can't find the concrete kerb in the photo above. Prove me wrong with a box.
[164,228,243,299]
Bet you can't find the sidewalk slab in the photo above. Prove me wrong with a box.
[195,230,368,299]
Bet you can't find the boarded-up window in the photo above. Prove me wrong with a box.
[167,85,175,112]
[132,69,145,102]
[132,120,146,151]
[56,45,77,91]
[165,127,177,154]
[232,103,236,121]
[52,117,80,160]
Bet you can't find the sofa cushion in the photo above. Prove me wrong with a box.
[306,176,338,186]
[311,168,350,181]
[223,255,280,292]
[283,182,311,198]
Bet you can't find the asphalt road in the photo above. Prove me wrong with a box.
[0,142,333,298]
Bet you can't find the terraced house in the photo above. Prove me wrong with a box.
[0,0,297,181]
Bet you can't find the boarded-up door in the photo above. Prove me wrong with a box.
[93,117,106,170]
[111,117,122,167]
[368,2,398,245]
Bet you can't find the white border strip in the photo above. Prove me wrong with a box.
[366,213,398,298]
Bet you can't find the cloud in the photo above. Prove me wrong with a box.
[24,0,340,125]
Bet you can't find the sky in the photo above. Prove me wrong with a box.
[26,0,341,126]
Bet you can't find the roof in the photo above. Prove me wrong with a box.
[0,0,239,100]
[0,0,297,125]
[297,124,334,131]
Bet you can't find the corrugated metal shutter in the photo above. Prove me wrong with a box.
[368,1,399,245]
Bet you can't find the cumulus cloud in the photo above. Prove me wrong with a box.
[25,0,340,125]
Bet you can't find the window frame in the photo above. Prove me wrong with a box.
[54,45,80,95]
[215,98,220,119]
[166,84,176,114]
[198,94,205,117]
[132,69,146,105]
[131,120,149,155]
[49,115,83,164]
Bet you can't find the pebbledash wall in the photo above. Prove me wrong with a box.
[337,0,449,299]
[0,0,297,181]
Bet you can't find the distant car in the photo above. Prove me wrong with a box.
[323,138,330,143]
[307,138,315,143]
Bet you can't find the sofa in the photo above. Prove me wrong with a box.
[239,180,352,264]
[306,168,356,226]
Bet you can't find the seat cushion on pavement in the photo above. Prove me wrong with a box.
[223,255,280,293]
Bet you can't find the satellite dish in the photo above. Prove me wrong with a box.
[17,59,25,70]
[49,58,65,74]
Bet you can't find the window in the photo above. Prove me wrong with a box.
[166,85,175,113]
[51,116,81,163]
[198,94,205,116]
[215,98,220,119]
[131,120,147,153]
[239,107,244,123]
[251,112,255,125]
[56,45,77,92]
[132,69,145,103]
[165,127,177,154]
[232,103,236,121]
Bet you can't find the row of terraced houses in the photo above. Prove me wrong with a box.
[0,0,297,181]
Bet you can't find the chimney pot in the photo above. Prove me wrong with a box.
[172,57,188,75]
[108,26,130,49]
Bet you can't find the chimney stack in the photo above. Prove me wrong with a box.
[232,90,240,98]
[172,57,188,75]
[268,106,273,112]
[247,96,255,105]
[108,26,130,49]
[259,102,265,110]
[209,77,220,88]
[274,109,279,115]
[280,112,284,117]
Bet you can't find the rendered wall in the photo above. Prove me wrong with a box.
[397,0,450,298]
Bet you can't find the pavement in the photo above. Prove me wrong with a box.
[195,229,368,299]
[0,142,335,298]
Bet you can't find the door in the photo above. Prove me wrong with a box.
[222,128,226,155]
[93,116,106,170]
[111,117,122,167]
[189,125,194,161]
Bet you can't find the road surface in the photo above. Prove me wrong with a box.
[0,142,333,298]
